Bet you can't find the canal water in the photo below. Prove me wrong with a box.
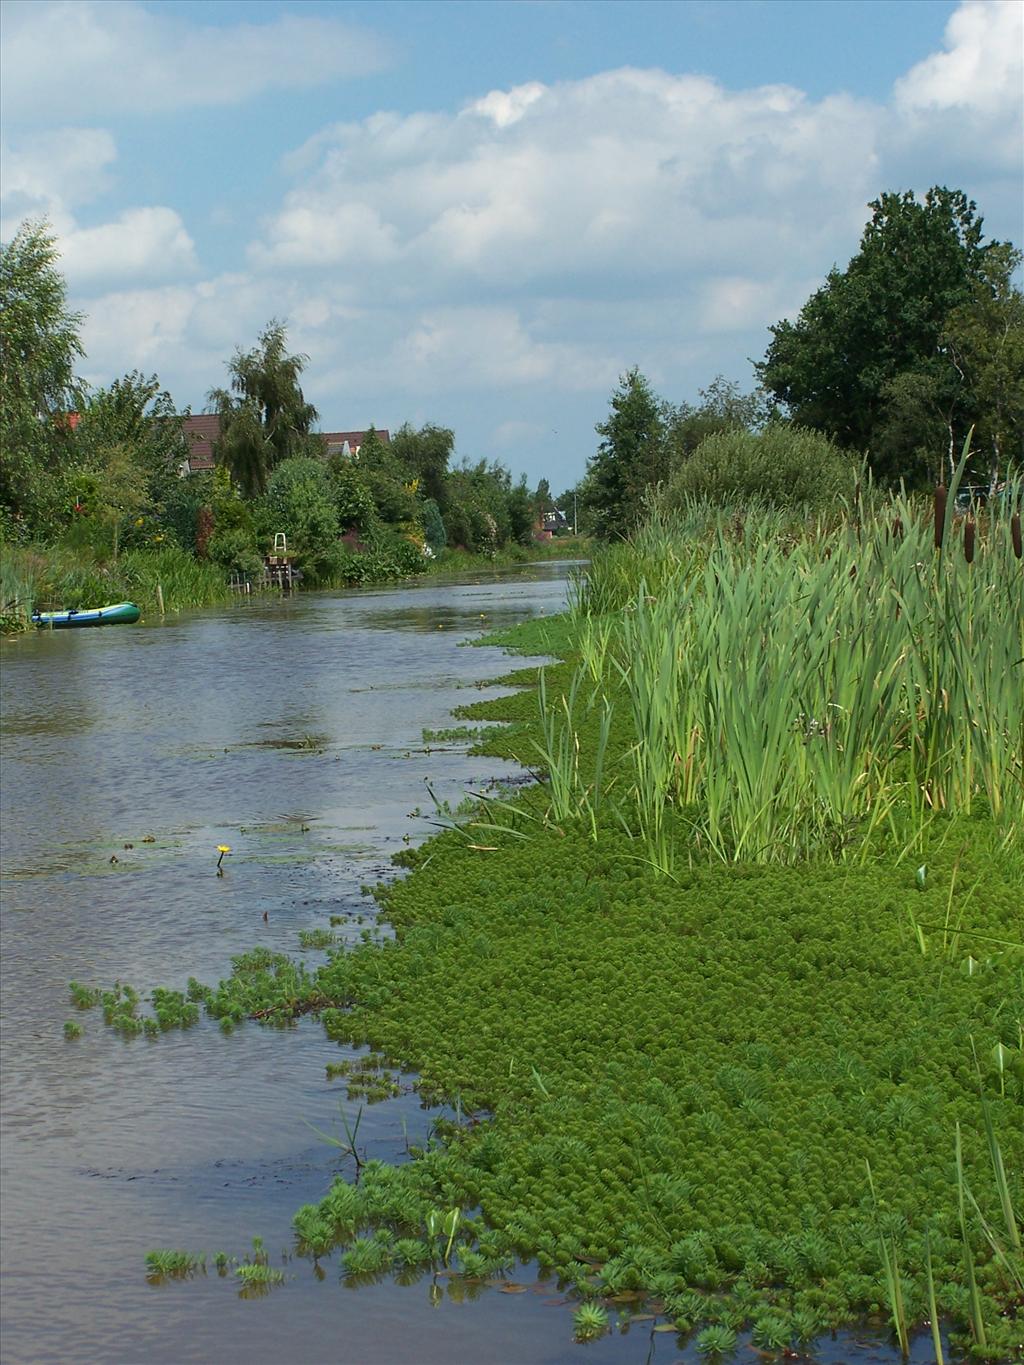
[0,564,938,1365]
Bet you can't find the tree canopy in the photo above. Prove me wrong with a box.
[588,368,666,539]
[0,221,84,533]
[757,187,1021,485]
[209,320,318,497]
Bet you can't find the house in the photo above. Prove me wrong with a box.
[178,416,390,475]
[180,414,221,474]
[322,430,391,458]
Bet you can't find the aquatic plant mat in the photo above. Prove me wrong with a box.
[73,492,1023,1360]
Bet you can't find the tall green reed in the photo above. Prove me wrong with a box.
[561,475,1023,867]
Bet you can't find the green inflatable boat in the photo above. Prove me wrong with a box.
[32,601,141,628]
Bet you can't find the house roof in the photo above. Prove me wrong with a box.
[180,418,390,471]
[322,429,391,455]
[182,414,220,470]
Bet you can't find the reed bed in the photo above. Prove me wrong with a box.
[0,541,235,629]
[562,477,1023,867]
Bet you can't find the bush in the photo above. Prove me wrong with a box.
[663,425,856,511]
[327,456,378,533]
[264,458,340,576]
[422,498,447,553]
[207,526,262,576]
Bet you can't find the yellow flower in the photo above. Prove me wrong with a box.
[135,516,145,526]
[217,844,231,854]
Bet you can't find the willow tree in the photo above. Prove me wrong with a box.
[209,321,318,497]
[0,220,84,533]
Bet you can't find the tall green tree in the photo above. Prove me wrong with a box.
[70,374,190,557]
[589,368,665,538]
[758,187,1013,484]
[209,320,318,497]
[77,372,187,488]
[941,245,1024,486]
[390,422,454,508]
[0,220,84,534]
[354,426,420,525]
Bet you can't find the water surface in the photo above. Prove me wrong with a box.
[0,565,939,1365]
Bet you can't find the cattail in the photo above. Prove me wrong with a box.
[934,484,947,549]
[1012,511,1022,560]
[964,517,975,565]
[892,516,903,541]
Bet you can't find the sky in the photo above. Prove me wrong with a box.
[2,0,1022,492]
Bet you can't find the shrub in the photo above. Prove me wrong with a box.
[207,526,262,575]
[422,498,447,553]
[663,425,856,511]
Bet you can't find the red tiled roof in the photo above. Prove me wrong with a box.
[182,413,220,470]
[322,429,391,454]
[179,418,389,472]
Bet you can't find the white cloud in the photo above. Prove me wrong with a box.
[391,307,614,392]
[78,273,262,388]
[255,67,882,293]
[18,0,1021,490]
[890,0,1023,178]
[0,0,389,121]
[58,207,197,284]
[894,0,1023,118]
[699,277,782,334]
[0,128,116,231]
[468,82,546,129]
[1,129,197,288]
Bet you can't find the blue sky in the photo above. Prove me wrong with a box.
[2,0,1022,491]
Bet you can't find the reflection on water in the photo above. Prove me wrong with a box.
[0,563,934,1365]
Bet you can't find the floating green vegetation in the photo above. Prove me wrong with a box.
[237,734,330,754]
[67,980,201,1037]
[133,816,1021,1352]
[323,1055,403,1103]
[145,1249,204,1280]
[421,725,481,744]
[298,928,337,950]
[572,1302,609,1341]
[102,490,1023,1355]
[145,1237,286,1296]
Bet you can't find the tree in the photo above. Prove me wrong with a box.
[264,457,339,577]
[390,423,454,508]
[533,477,552,521]
[209,320,318,497]
[664,376,766,468]
[588,368,665,538]
[76,372,189,525]
[758,187,1013,483]
[941,245,1024,486]
[0,220,84,534]
[354,427,420,525]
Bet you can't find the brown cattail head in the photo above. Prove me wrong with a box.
[934,484,947,549]
[892,516,903,541]
[1013,511,1022,560]
[964,517,975,565]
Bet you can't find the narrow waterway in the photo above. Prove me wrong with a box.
[1,564,938,1365]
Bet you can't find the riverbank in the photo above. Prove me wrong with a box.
[0,536,590,633]
[67,499,1022,1360]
